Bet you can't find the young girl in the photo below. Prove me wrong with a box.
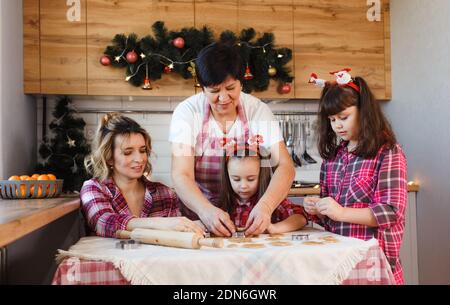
[220,143,307,234]
[82,113,204,238]
[304,74,407,284]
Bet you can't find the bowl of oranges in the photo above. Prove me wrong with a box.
[0,174,63,199]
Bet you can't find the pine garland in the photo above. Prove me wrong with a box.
[101,21,294,94]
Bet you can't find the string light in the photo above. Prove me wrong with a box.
[125,62,146,81]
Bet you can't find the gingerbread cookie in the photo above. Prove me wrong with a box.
[302,241,324,246]
[242,243,266,249]
[266,237,282,241]
[227,243,239,248]
[269,233,284,238]
[319,236,339,243]
[270,241,292,247]
[229,237,253,243]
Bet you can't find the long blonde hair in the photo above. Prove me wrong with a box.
[84,113,152,181]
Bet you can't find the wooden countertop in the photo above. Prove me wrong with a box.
[288,183,420,196]
[0,195,80,247]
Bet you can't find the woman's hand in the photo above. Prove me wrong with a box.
[199,206,236,237]
[244,201,272,236]
[265,223,278,234]
[303,197,321,216]
[149,217,205,236]
[316,197,344,221]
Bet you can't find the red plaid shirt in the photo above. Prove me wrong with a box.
[80,177,181,238]
[232,196,306,228]
[310,142,407,284]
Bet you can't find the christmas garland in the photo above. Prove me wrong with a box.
[100,21,294,94]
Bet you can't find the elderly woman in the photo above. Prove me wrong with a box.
[169,42,295,237]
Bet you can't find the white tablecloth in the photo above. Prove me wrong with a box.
[57,228,379,285]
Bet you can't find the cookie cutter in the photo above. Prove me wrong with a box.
[291,234,309,241]
[233,227,246,238]
[115,239,141,250]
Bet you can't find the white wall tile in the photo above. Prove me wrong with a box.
[151,140,171,158]
[151,156,171,173]
[84,124,97,142]
[143,113,172,125]
[122,98,171,111]
[141,125,170,141]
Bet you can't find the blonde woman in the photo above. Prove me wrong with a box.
[82,113,204,237]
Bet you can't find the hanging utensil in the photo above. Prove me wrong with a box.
[301,117,317,164]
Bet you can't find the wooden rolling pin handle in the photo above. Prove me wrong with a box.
[116,230,131,239]
[198,237,224,248]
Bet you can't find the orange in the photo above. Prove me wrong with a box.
[20,175,30,181]
[47,174,57,180]
[37,174,50,196]
[15,184,27,198]
[26,177,38,197]
[37,174,49,180]
[8,175,20,181]
[31,174,40,179]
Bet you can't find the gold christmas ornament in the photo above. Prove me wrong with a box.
[268,66,277,77]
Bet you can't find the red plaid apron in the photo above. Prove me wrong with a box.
[181,100,249,220]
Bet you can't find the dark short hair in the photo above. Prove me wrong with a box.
[195,42,245,87]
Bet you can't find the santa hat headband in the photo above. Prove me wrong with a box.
[309,68,360,93]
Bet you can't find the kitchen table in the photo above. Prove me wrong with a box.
[52,228,395,285]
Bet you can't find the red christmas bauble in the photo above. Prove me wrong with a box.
[164,65,172,73]
[126,51,138,63]
[279,83,292,94]
[99,55,111,66]
[173,37,185,49]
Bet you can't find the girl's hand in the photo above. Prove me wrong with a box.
[303,197,321,216]
[244,201,272,236]
[316,197,344,221]
[199,205,236,237]
[151,217,205,236]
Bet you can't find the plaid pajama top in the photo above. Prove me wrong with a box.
[80,177,181,238]
[313,142,407,284]
[232,196,306,228]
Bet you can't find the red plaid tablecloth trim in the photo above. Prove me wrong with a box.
[52,246,394,285]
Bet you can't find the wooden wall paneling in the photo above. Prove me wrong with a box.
[293,0,388,100]
[238,0,295,99]
[194,0,238,94]
[195,0,238,35]
[87,0,196,96]
[40,0,87,94]
[23,0,41,93]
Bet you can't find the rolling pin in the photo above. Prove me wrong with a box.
[116,228,223,249]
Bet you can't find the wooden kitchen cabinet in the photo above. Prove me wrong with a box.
[40,0,87,94]
[239,0,295,99]
[87,0,196,96]
[24,0,391,100]
[23,0,40,93]
[293,0,391,100]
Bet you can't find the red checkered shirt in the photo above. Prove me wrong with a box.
[310,142,407,284]
[232,196,306,228]
[80,177,181,238]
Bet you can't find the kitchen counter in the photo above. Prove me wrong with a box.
[0,195,80,247]
[288,183,419,196]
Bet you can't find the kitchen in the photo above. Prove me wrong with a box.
[0,0,449,287]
